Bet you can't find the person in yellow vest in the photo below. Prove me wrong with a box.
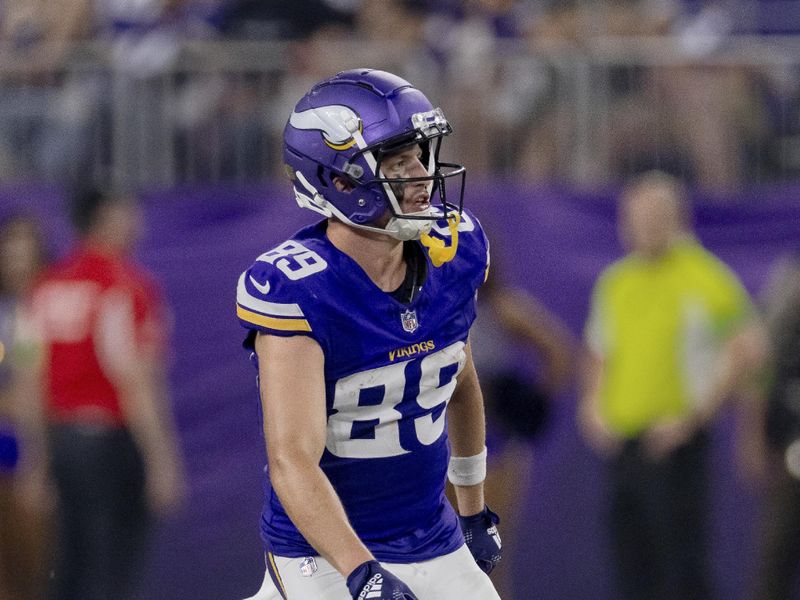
[579,171,766,600]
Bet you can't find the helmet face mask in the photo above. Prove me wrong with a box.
[283,69,466,241]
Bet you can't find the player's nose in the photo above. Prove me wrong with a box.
[407,156,428,180]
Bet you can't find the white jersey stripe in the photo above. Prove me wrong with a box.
[237,272,305,318]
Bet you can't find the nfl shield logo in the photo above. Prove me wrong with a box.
[401,309,419,333]
[299,556,317,577]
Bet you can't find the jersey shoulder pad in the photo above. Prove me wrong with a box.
[236,236,330,336]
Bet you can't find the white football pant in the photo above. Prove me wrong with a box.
[244,544,500,600]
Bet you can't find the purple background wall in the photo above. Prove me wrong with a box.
[3,181,799,600]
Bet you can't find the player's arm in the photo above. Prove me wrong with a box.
[696,317,767,426]
[255,332,373,578]
[448,340,502,574]
[577,278,623,457]
[95,290,185,515]
[577,348,623,457]
[448,340,488,516]
[643,315,768,460]
[489,286,574,394]
[9,309,51,505]
[736,259,800,481]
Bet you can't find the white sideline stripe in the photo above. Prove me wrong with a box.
[237,273,305,318]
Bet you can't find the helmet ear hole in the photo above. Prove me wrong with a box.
[332,175,355,193]
[316,165,328,188]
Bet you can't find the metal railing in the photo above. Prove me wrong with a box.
[1,36,799,189]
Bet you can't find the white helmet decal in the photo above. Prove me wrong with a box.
[289,105,362,149]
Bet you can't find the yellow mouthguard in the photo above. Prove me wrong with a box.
[420,212,460,267]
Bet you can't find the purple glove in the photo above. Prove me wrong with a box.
[346,560,418,600]
[459,506,502,574]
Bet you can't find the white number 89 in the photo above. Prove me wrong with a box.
[326,342,466,459]
[258,241,328,281]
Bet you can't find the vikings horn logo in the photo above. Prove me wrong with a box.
[289,105,363,150]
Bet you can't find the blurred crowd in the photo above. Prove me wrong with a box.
[2,0,800,190]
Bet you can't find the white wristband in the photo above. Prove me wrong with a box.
[447,446,487,486]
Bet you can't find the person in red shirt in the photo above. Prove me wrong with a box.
[27,188,185,600]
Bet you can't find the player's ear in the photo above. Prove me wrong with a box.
[332,176,355,193]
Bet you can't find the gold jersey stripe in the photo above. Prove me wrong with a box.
[237,305,312,332]
[267,552,287,599]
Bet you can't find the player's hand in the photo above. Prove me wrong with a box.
[146,457,186,517]
[578,398,623,458]
[642,416,697,461]
[459,506,502,574]
[346,560,418,600]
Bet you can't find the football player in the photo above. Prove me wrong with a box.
[238,69,501,600]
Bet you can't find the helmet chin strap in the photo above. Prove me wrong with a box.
[383,208,434,241]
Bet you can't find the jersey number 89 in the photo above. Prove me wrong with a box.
[258,241,327,281]
[326,342,466,459]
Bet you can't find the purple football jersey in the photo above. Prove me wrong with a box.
[237,209,489,562]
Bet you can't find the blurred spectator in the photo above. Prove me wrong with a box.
[470,268,575,599]
[578,171,765,600]
[497,0,780,189]
[174,0,363,183]
[188,1,365,181]
[725,0,800,36]
[739,253,800,600]
[43,0,225,186]
[0,215,51,600]
[427,0,536,175]
[599,1,770,189]
[26,188,185,600]
[508,0,676,181]
[216,0,358,40]
[0,0,91,179]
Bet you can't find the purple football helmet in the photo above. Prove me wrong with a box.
[283,69,466,241]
